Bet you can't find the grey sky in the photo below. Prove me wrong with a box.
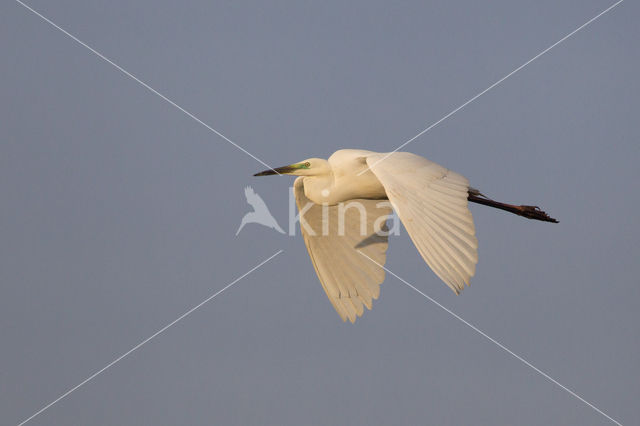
[1,1,638,425]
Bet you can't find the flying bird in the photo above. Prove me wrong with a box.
[236,186,285,235]
[255,150,557,323]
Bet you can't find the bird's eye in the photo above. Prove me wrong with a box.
[304,162,311,168]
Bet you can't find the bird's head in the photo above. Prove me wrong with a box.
[254,158,330,177]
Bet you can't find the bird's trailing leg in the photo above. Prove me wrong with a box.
[467,191,558,223]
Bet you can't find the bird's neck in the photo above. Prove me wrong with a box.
[303,170,387,205]
[302,175,335,204]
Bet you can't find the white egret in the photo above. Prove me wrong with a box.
[255,149,557,323]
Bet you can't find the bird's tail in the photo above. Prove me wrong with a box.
[467,191,558,223]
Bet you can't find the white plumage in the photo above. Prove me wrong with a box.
[294,177,392,322]
[255,149,557,323]
[365,152,477,295]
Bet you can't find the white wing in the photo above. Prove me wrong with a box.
[366,153,478,294]
[294,177,391,323]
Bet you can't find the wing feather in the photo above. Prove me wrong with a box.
[294,177,391,322]
[367,153,478,294]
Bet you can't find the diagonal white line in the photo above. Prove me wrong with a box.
[17,249,284,426]
[362,0,624,175]
[15,0,277,172]
[358,251,622,426]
